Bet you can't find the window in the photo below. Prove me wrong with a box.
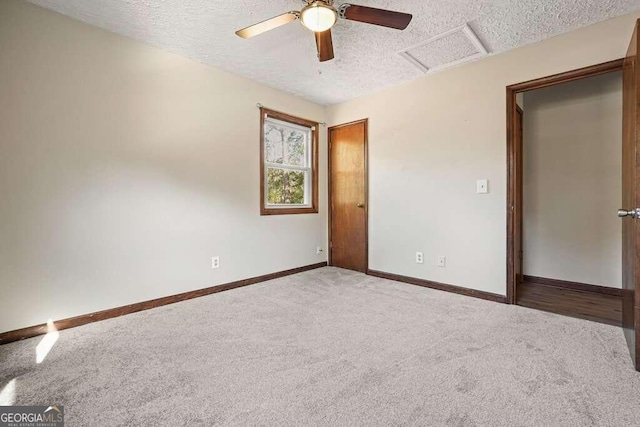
[260,107,318,215]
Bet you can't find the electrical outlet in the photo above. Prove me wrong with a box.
[437,256,446,267]
[211,256,220,269]
[316,246,323,255]
[416,252,424,264]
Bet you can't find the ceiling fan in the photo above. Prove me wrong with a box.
[235,1,413,62]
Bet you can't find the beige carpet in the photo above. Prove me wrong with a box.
[1,267,640,426]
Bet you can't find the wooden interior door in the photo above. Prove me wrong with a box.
[329,120,367,272]
[515,106,524,291]
[507,101,525,303]
[622,19,640,372]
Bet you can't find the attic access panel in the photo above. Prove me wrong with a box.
[398,24,488,74]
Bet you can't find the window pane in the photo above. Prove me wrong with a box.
[264,124,284,164]
[264,121,308,167]
[267,168,306,205]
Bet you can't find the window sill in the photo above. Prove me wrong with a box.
[261,206,318,216]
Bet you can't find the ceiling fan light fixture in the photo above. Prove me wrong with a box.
[301,1,338,33]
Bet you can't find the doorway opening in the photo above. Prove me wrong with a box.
[328,119,368,272]
[507,59,630,327]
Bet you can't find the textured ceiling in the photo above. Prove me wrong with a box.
[27,0,640,105]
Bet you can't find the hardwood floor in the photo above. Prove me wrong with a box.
[517,281,622,327]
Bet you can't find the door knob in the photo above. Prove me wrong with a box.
[618,208,640,218]
[357,203,365,208]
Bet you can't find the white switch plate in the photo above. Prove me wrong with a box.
[212,256,220,269]
[316,246,323,255]
[437,256,446,267]
[416,252,424,264]
[476,179,488,194]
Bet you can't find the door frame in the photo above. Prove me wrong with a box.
[505,59,624,304]
[327,119,369,270]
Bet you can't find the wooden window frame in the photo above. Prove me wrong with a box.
[260,107,319,216]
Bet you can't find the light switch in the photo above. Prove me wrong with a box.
[477,179,488,194]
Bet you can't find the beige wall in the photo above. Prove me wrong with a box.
[1,0,638,333]
[523,72,622,288]
[327,12,639,296]
[0,0,327,333]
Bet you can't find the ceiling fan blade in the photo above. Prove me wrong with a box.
[340,4,412,30]
[235,11,300,39]
[315,29,334,62]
